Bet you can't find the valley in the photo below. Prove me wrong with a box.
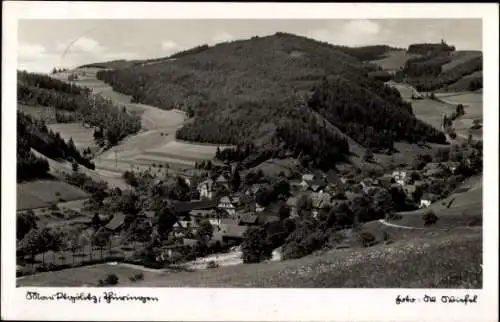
[15,34,483,289]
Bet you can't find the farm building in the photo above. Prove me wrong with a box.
[215,174,229,189]
[392,171,407,186]
[311,192,332,212]
[173,200,219,215]
[189,209,216,218]
[420,193,439,208]
[236,213,259,226]
[218,196,238,215]
[104,212,126,231]
[197,179,214,200]
[219,224,248,244]
[302,173,316,181]
[255,202,265,212]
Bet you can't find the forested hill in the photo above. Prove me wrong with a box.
[93,32,447,168]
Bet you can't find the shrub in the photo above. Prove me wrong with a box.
[358,231,377,247]
[281,220,329,260]
[101,273,119,286]
[128,272,144,282]
[422,210,439,226]
[206,260,219,269]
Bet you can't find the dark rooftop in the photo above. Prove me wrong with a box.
[105,212,126,231]
[174,200,219,213]
[237,214,259,225]
[221,224,248,239]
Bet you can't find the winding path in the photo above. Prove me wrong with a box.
[378,219,427,230]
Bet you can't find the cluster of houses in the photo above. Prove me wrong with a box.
[85,159,462,262]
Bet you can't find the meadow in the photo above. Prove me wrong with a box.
[411,98,456,129]
[370,50,420,70]
[17,180,88,210]
[441,51,482,72]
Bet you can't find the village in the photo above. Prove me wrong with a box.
[82,153,468,268]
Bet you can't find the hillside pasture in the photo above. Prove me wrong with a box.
[392,175,482,228]
[132,140,228,168]
[371,51,420,70]
[463,70,483,79]
[441,51,482,72]
[30,148,128,190]
[47,123,95,151]
[410,99,456,129]
[17,180,88,210]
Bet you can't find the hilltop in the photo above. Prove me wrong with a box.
[87,33,447,171]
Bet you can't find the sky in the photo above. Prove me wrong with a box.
[17,19,482,73]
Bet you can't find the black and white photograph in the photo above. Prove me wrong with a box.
[2,2,498,322]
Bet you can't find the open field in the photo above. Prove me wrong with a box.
[385,82,420,100]
[47,123,95,151]
[31,148,128,190]
[399,175,482,217]
[370,51,420,71]
[145,140,223,161]
[17,180,88,210]
[411,98,456,129]
[18,227,481,288]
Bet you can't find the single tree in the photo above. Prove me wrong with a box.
[232,169,242,191]
[196,219,214,243]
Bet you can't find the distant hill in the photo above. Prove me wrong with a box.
[91,33,446,170]
[368,42,483,92]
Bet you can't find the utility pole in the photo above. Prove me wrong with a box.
[114,151,118,168]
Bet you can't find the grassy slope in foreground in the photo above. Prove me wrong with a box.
[18,227,481,288]
[142,228,481,288]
